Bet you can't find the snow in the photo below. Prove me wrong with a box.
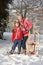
[0,32,43,65]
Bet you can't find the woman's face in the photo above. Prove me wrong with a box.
[17,15,22,21]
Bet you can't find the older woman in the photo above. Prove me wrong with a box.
[17,14,33,54]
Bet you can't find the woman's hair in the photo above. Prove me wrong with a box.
[20,14,23,18]
[17,13,23,18]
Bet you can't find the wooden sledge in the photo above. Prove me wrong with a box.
[26,31,40,56]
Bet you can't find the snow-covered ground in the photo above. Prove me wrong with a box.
[0,32,43,65]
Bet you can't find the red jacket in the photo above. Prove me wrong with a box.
[19,18,33,36]
[12,27,23,42]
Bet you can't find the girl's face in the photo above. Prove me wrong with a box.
[15,22,19,27]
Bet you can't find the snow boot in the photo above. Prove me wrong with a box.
[7,50,14,54]
[22,49,26,55]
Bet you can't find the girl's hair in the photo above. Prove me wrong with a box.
[14,20,20,26]
[14,20,20,30]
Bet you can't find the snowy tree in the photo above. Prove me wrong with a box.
[8,0,43,18]
[7,0,43,32]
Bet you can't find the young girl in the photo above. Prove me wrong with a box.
[8,20,23,54]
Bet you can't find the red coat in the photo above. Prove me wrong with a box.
[12,27,23,42]
[19,18,33,36]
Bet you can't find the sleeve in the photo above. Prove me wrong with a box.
[11,32,14,42]
[25,19,33,30]
[23,30,28,35]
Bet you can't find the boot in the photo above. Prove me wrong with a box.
[23,49,26,55]
[7,50,14,54]
[17,50,21,54]
[18,52,20,54]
